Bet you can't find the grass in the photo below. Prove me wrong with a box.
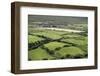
[44,41,68,50]
[30,29,67,39]
[55,46,85,58]
[28,47,54,60]
[61,38,87,46]
[28,35,44,43]
[28,28,88,60]
[63,34,82,38]
[33,32,62,39]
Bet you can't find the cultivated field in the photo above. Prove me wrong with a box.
[28,28,88,60]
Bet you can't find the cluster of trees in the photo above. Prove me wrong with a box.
[28,39,51,50]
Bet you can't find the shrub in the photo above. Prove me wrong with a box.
[74,54,84,59]
[42,58,48,60]
[49,51,55,55]
[65,54,73,58]
[84,52,88,57]
[60,57,65,59]
[55,47,61,50]
[63,45,70,47]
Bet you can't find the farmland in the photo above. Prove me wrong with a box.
[28,15,88,61]
[28,28,88,60]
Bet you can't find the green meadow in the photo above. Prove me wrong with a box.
[28,28,88,60]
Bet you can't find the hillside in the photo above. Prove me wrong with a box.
[28,15,88,31]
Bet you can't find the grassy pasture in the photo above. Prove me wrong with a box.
[28,28,88,61]
[44,41,67,50]
[28,47,54,60]
[55,47,85,58]
[28,35,44,44]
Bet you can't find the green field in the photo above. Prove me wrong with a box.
[28,28,88,61]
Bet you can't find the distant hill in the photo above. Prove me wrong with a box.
[28,15,88,25]
[28,15,88,31]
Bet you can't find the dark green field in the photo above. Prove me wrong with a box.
[28,28,88,60]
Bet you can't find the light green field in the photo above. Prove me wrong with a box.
[32,31,62,39]
[61,38,87,46]
[28,35,44,43]
[28,47,54,60]
[28,28,88,60]
[55,47,85,58]
[44,41,69,51]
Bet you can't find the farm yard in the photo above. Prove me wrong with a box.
[28,28,88,60]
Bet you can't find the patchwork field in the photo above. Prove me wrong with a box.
[28,28,88,61]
